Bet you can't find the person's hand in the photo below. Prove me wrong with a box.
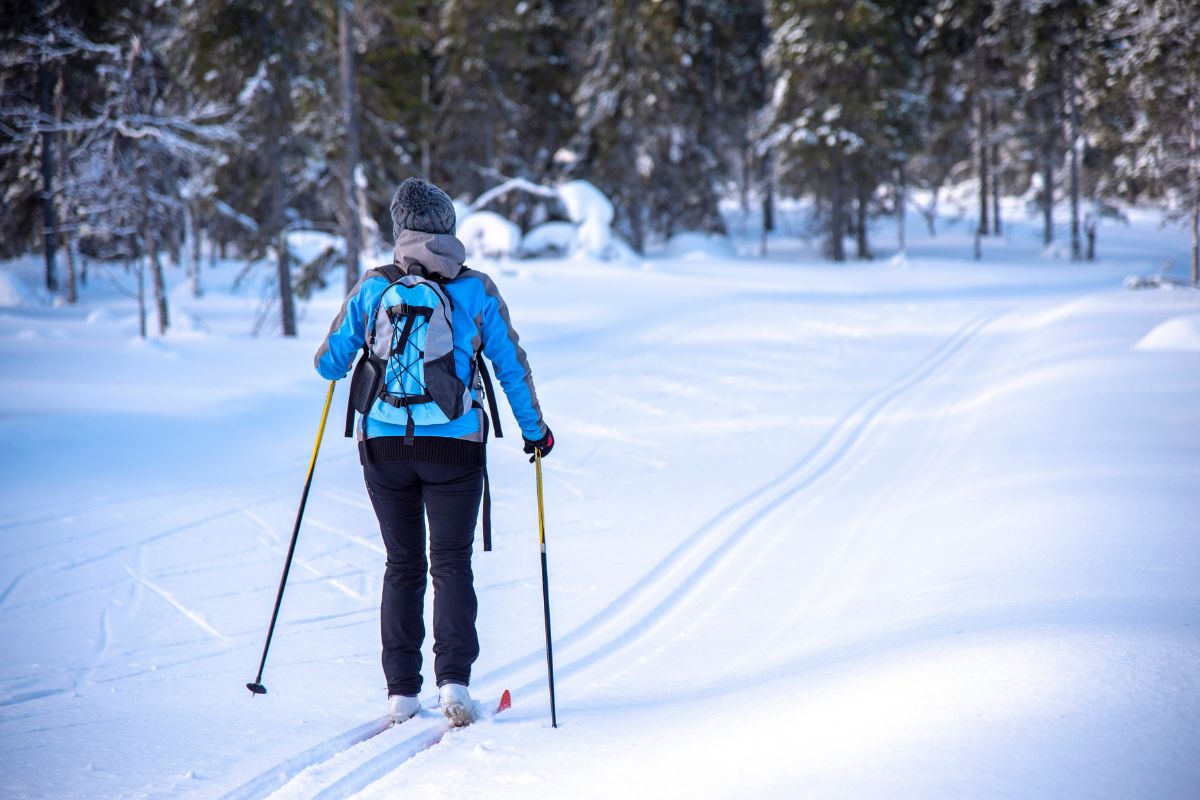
[522,427,554,463]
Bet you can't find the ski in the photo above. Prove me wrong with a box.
[496,688,512,714]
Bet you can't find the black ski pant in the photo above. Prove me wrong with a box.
[363,459,482,696]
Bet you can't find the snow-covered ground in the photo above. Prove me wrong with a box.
[1,208,1198,799]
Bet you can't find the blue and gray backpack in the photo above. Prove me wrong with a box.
[345,264,501,443]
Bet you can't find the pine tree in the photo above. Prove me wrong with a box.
[764,0,920,260]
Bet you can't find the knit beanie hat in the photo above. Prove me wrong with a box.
[390,178,456,238]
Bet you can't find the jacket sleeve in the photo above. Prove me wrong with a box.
[314,275,385,380]
[476,276,546,441]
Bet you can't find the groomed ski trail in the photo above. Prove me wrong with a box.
[227,309,1000,799]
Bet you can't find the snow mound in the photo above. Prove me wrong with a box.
[1135,314,1200,352]
[663,232,737,260]
[521,221,577,257]
[459,211,522,258]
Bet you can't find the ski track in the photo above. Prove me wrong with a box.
[70,608,111,695]
[0,606,113,710]
[502,310,1002,697]
[305,518,387,557]
[229,310,1000,799]
[303,722,448,800]
[57,506,251,572]
[222,717,397,800]
[241,510,369,603]
[123,567,231,645]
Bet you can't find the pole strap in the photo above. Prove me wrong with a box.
[481,406,493,552]
[476,355,503,439]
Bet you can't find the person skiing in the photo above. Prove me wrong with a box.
[314,177,553,726]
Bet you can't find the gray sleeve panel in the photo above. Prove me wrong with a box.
[313,268,388,374]
[460,268,546,439]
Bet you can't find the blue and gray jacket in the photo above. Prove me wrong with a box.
[314,230,546,445]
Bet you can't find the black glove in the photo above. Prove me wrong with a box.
[523,427,554,463]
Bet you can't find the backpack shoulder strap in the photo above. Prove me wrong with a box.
[368,263,405,284]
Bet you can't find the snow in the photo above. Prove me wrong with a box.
[1135,313,1200,351]
[0,260,49,308]
[660,231,738,259]
[0,271,33,308]
[1,206,1198,799]
[458,211,523,259]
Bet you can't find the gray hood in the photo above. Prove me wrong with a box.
[393,230,466,281]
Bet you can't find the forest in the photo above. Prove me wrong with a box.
[2,1,1198,337]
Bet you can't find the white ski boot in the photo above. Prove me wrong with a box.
[439,683,478,727]
[388,694,421,724]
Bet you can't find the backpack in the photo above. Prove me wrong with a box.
[348,264,467,441]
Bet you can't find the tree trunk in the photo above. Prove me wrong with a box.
[184,203,202,298]
[829,165,846,262]
[148,231,169,335]
[921,185,938,236]
[135,260,146,339]
[855,184,870,259]
[339,0,363,294]
[897,166,906,256]
[627,184,646,254]
[39,60,58,293]
[977,94,990,237]
[1042,123,1055,247]
[1192,205,1199,286]
[269,77,297,336]
[65,241,78,304]
[1190,82,1198,284]
[740,138,752,214]
[1068,47,1082,262]
[760,147,775,257]
[990,103,1001,236]
[54,65,76,304]
[277,231,296,336]
[421,73,432,181]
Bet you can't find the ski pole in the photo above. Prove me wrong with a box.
[535,448,558,727]
[247,380,336,696]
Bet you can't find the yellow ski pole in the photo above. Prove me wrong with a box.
[535,448,558,727]
[247,380,336,695]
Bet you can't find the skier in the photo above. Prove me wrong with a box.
[314,178,553,726]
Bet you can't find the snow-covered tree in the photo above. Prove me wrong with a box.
[1106,0,1200,282]
[178,0,332,336]
[567,0,765,250]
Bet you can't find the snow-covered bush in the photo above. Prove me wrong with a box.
[557,180,624,260]
[458,211,523,258]
[520,222,578,257]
